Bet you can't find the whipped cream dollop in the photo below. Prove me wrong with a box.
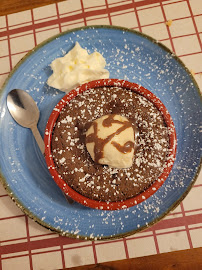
[86,114,135,169]
[47,42,109,93]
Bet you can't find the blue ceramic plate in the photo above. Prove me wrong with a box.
[0,26,201,240]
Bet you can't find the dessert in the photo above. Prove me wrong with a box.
[51,85,170,202]
[47,42,109,93]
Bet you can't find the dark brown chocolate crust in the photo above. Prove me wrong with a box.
[51,86,169,202]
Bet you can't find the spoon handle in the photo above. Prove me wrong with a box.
[30,126,74,204]
[31,125,45,154]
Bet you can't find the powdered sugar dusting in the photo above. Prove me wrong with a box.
[51,86,171,203]
[3,26,201,240]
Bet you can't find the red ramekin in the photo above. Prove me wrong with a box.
[44,79,177,210]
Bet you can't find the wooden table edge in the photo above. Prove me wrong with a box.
[66,247,202,270]
[0,0,66,16]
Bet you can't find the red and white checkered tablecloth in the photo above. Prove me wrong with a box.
[0,0,202,269]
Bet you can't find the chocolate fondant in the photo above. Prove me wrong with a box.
[51,86,170,202]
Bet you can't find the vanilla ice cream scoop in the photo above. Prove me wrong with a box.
[86,114,135,168]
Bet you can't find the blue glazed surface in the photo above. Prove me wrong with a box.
[0,26,201,239]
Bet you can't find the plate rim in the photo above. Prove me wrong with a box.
[0,25,201,240]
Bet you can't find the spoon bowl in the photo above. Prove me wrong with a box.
[7,89,40,128]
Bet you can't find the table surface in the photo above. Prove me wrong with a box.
[0,0,202,269]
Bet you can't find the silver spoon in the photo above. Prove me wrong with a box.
[7,89,45,153]
[7,89,74,204]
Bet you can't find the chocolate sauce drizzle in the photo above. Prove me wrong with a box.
[86,114,135,164]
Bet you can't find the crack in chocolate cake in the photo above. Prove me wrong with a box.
[51,86,170,202]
